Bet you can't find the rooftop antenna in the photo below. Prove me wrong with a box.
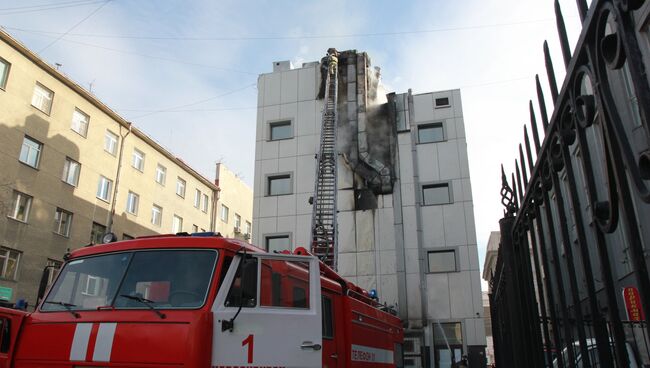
[55,63,62,70]
[89,79,96,93]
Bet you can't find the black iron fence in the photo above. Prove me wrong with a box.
[490,0,650,367]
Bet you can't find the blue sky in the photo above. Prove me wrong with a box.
[0,0,584,288]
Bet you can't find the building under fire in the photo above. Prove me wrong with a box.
[253,50,485,367]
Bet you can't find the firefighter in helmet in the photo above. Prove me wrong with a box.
[327,48,339,75]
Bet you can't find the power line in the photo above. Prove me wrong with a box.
[130,83,256,119]
[2,18,559,42]
[0,0,106,15]
[38,0,111,53]
[2,26,258,74]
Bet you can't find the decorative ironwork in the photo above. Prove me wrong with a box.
[490,1,650,367]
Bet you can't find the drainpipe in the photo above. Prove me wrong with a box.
[210,163,221,232]
[107,122,131,234]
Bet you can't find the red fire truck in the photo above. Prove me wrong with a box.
[0,233,403,367]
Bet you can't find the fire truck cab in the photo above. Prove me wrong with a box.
[0,233,403,367]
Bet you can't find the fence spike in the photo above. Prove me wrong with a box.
[515,161,524,204]
[555,0,572,67]
[524,126,535,175]
[529,100,542,152]
[512,172,520,210]
[576,0,588,22]
[536,74,551,131]
[543,42,560,103]
[520,144,529,188]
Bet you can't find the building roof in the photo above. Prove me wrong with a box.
[482,231,501,282]
[0,28,217,192]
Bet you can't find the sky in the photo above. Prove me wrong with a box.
[0,0,584,290]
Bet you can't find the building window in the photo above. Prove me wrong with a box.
[433,322,463,367]
[265,234,290,253]
[96,175,113,202]
[71,108,89,137]
[122,234,134,240]
[90,222,106,244]
[192,224,199,233]
[155,164,166,185]
[172,215,183,233]
[422,183,451,206]
[46,259,62,286]
[31,82,54,114]
[151,204,162,226]
[269,120,293,140]
[245,221,252,236]
[234,214,242,231]
[62,157,81,186]
[126,191,139,215]
[434,97,450,108]
[104,130,118,155]
[418,122,444,144]
[9,191,32,222]
[202,194,209,213]
[194,189,201,208]
[132,149,145,171]
[53,208,73,237]
[220,205,229,223]
[83,275,101,296]
[427,250,457,273]
[0,57,9,90]
[19,136,42,168]
[0,248,20,280]
[176,177,186,198]
[267,174,292,196]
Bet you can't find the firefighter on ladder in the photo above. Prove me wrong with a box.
[327,47,339,75]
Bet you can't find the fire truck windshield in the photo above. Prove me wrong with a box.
[41,249,218,312]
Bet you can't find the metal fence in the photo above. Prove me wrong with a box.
[489,0,650,367]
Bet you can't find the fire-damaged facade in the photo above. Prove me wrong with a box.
[253,50,485,367]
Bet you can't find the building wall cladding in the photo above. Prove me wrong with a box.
[253,52,485,366]
[0,30,218,306]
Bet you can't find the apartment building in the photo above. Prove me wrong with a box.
[214,162,253,241]
[0,30,219,306]
[253,51,485,367]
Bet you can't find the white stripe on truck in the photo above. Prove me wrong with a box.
[92,323,117,362]
[69,323,92,361]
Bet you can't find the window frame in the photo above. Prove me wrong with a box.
[71,108,89,138]
[194,189,201,208]
[417,122,445,144]
[176,177,186,198]
[0,57,10,90]
[8,191,32,223]
[104,130,119,156]
[0,248,21,281]
[434,96,451,109]
[62,157,81,186]
[31,82,54,115]
[155,164,167,185]
[172,214,183,233]
[96,175,113,202]
[234,213,242,230]
[268,119,293,141]
[220,204,229,223]
[264,233,292,253]
[90,222,106,244]
[19,135,43,169]
[126,191,139,215]
[421,181,453,206]
[426,249,458,273]
[53,207,73,237]
[201,193,209,213]
[151,204,163,226]
[266,173,293,196]
[132,148,145,172]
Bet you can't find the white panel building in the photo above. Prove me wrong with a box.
[253,51,485,367]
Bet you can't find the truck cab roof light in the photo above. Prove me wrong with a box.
[190,231,222,237]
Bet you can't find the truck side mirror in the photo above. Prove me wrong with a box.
[36,265,56,304]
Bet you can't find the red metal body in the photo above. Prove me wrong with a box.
[0,235,403,367]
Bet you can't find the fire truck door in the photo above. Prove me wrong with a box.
[212,253,322,368]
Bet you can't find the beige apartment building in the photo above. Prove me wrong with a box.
[214,163,253,241]
[0,29,224,307]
